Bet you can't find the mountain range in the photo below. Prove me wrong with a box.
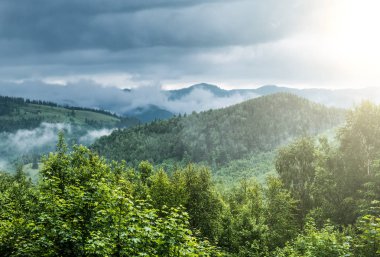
[140,83,379,121]
[92,93,345,168]
[0,80,378,123]
[167,83,380,108]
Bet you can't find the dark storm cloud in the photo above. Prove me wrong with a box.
[0,0,307,52]
[0,0,327,83]
[0,0,229,52]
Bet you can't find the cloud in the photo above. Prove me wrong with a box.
[0,123,71,171]
[166,88,258,113]
[0,122,118,171]
[1,0,375,89]
[79,128,115,145]
[0,0,333,87]
[0,0,305,52]
[0,160,8,171]
[0,80,258,114]
[2,123,71,153]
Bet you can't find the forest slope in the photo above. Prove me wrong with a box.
[0,96,139,132]
[92,93,346,166]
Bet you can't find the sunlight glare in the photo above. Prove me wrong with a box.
[326,0,380,71]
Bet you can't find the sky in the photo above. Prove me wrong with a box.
[0,0,380,89]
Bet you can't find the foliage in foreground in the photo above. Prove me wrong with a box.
[0,135,219,257]
[2,101,380,257]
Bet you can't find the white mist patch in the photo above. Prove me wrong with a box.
[0,160,9,171]
[0,123,72,171]
[8,123,72,153]
[116,85,260,114]
[165,88,259,113]
[0,123,114,172]
[0,80,259,115]
[79,128,115,145]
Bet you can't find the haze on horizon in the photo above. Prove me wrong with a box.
[0,0,379,90]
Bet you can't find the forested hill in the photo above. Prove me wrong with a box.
[0,95,139,132]
[92,93,346,166]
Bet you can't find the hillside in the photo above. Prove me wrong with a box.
[124,104,174,122]
[168,83,380,109]
[167,83,239,100]
[92,93,346,166]
[2,81,375,124]
[0,96,139,132]
[0,96,140,171]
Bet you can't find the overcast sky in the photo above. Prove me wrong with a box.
[0,0,379,89]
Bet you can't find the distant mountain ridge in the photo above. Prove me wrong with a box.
[165,83,380,108]
[0,95,139,132]
[92,93,345,166]
[0,80,378,123]
[124,105,174,123]
[0,95,140,171]
[167,83,241,100]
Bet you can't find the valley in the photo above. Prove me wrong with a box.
[1,90,380,257]
[2,1,379,255]
[0,96,139,171]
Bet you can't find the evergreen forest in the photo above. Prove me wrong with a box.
[1,94,380,256]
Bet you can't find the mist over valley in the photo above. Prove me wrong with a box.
[1,1,380,256]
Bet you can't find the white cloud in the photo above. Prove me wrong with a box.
[79,128,115,144]
[165,88,258,113]
[0,160,8,171]
[2,0,367,89]
[0,123,119,171]
[0,80,259,114]
[7,123,71,153]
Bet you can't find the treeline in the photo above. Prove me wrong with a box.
[0,117,43,132]
[62,105,118,118]
[0,95,139,132]
[0,95,27,105]
[83,117,140,129]
[0,96,26,116]
[0,96,43,131]
[92,93,345,167]
[2,101,380,256]
[0,95,119,117]
[0,136,219,256]
[138,100,380,257]
[272,101,380,256]
[0,95,65,112]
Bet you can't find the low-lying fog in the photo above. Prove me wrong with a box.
[0,123,114,171]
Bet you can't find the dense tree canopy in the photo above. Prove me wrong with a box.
[0,136,219,257]
[3,98,380,256]
[92,93,345,167]
[0,95,139,132]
